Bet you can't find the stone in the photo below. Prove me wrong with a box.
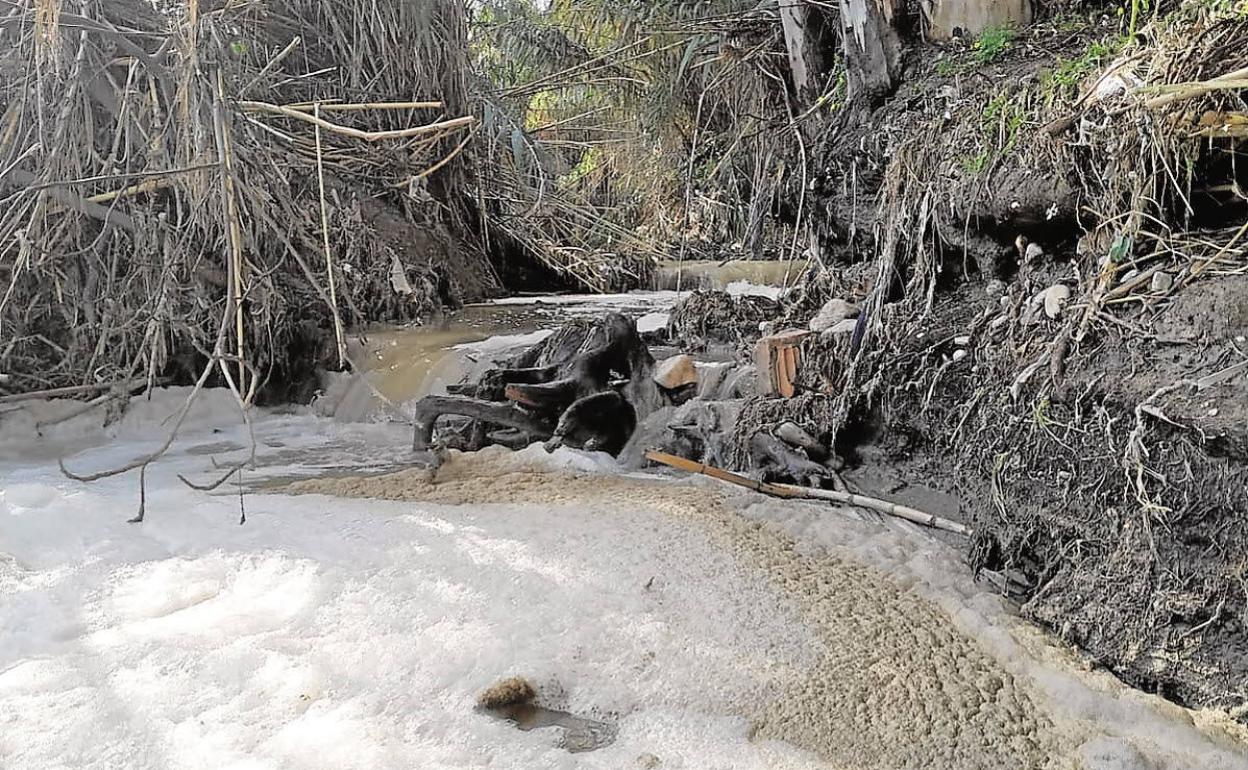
[808,298,859,333]
[1025,242,1044,261]
[637,753,662,769]
[952,349,968,362]
[477,677,536,708]
[754,329,810,398]
[1043,284,1071,320]
[1150,271,1174,293]
[818,318,859,342]
[653,354,698,391]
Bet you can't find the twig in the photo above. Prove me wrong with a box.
[644,450,972,536]
[285,100,443,112]
[238,100,474,142]
[0,377,163,404]
[215,70,248,395]
[314,104,347,368]
[240,35,301,96]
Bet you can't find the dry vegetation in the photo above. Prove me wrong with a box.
[0,0,484,402]
[736,0,1248,714]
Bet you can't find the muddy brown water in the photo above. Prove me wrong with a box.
[653,259,807,291]
[478,703,618,753]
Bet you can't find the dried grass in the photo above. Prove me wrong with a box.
[0,0,476,397]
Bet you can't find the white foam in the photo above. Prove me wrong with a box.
[0,407,822,770]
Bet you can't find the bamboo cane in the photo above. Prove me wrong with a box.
[313,104,347,368]
[238,101,473,142]
[216,70,247,396]
[643,450,973,536]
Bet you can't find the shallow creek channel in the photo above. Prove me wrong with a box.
[1,280,1246,770]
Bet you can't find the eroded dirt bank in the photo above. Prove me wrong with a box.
[287,451,1248,770]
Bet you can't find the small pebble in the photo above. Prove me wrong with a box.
[952,349,968,362]
[1043,285,1072,320]
[1150,271,1174,293]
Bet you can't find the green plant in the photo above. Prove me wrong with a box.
[972,25,1014,64]
[1040,37,1123,108]
[936,57,958,77]
[981,93,1026,152]
[961,150,989,174]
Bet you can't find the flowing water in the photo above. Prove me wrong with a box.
[3,281,1247,769]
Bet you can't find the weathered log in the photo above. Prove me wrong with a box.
[412,395,554,452]
[544,391,637,456]
[411,312,655,462]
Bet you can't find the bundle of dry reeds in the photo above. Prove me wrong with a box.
[0,0,478,400]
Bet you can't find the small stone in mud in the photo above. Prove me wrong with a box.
[1150,271,1174,293]
[637,752,662,768]
[1043,284,1071,319]
[808,298,859,333]
[653,354,698,390]
[819,318,858,341]
[477,676,537,708]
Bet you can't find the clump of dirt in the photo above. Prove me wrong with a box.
[477,677,537,709]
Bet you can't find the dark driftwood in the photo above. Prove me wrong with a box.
[411,313,653,464]
[412,396,554,452]
[544,391,637,456]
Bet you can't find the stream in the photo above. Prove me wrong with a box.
[1,273,1246,770]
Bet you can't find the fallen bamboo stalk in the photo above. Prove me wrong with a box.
[0,377,166,405]
[216,71,248,396]
[238,100,473,142]
[644,450,972,536]
[285,100,443,112]
[314,104,347,368]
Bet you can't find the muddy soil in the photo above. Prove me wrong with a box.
[788,265,1248,720]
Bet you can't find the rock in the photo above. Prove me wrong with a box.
[637,753,662,769]
[986,279,1007,297]
[477,677,536,709]
[653,354,698,390]
[952,349,968,362]
[776,421,827,460]
[1150,271,1174,293]
[954,335,971,345]
[808,298,859,333]
[818,318,859,342]
[1025,242,1045,261]
[1043,284,1071,319]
